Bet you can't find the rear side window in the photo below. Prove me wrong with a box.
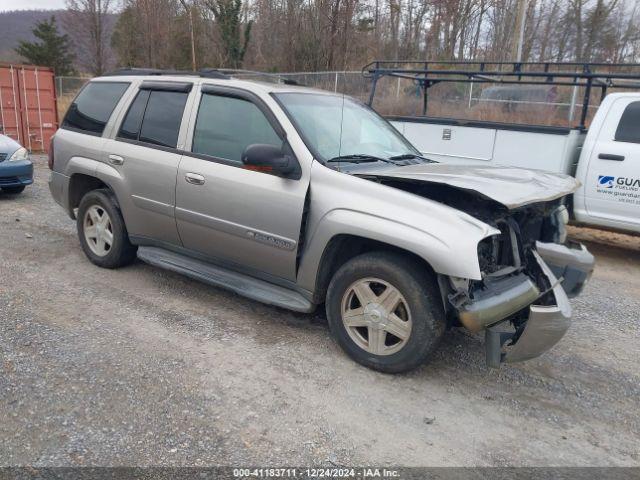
[615,101,640,144]
[62,82,129,135]
[118,90,188,148]
[192,94,281,162]
[118,90,150,141]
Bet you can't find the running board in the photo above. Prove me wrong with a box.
[137,246,315,313]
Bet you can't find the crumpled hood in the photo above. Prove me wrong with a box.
[0,134,21,156]
[354,163,580,209]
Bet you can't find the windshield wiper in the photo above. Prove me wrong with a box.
[389,153,436,163]
[327,154,395,164]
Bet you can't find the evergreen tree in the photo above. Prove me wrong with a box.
[15,16,76,75]
[204,0,252,69]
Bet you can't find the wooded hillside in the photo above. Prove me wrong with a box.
[3,0,640,75]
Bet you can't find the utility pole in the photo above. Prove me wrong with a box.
[179,0,197,71]
[512,0,528,62]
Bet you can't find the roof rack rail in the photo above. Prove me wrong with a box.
[103,67,311,87]
[216,69,307,86]
[103,68,231,79]
[362,60,640,128]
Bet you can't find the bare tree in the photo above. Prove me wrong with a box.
[179,0,198,70]
[109,0,640,75]
[65,0,114,75]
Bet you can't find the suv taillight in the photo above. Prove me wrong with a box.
[48,136,55,170]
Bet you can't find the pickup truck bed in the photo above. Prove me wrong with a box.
[389,116,586,175]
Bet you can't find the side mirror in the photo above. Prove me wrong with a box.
[241,144,300,179]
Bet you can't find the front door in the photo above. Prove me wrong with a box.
[585,97,640,229]
[175,87,309,281]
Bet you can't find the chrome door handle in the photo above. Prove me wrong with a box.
[108,154,124,166]
[185,172,205,185]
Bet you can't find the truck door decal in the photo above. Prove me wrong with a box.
[596,174,640,206]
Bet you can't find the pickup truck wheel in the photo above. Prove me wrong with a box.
[77,189,136,269]
[326,251,445,373]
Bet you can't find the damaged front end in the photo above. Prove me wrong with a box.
[445,201,594,367]
[357,170,594,367]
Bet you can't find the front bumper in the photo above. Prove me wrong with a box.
[536,241,595,298]
[0,159,33,188]
[485,251,573,367]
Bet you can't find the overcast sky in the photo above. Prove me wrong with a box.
[0,0,66,11]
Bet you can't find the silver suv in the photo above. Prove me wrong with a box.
[49,70,594,373]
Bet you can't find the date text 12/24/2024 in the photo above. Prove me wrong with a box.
[233,468,401,478]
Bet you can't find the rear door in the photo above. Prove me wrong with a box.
[102,81,194,246]
[175,85,309,281]
[584,97,640,228]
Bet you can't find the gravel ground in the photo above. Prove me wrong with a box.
[0,156,638,467]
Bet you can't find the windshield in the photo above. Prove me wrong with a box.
[274,92,420,163]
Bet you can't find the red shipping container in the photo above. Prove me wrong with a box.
[0,63,58,153]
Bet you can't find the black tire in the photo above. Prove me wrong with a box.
[76,189,137,269]
[326,251,445,373]
[2,186,26,194]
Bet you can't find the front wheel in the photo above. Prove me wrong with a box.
[326,251,446,373]
[77,189,137,269]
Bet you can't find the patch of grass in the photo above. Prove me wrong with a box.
[56,94,74,120]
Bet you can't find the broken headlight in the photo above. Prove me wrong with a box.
[477,234,501,274]
[478,221,522,276]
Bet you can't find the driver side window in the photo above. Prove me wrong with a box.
[192,93,282,163]
[615,101,640,144]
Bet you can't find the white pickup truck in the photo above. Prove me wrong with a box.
[365,61,640,234]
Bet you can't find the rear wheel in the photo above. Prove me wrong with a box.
[326,251,445,373]
[2,186,25,194]
[77,189,137,268]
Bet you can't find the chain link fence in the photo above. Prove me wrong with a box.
[55,71,604,127]
[236,70,372,101]
[56,76,91,119]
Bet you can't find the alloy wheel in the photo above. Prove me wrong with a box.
[340,277,412,355]
[83,205,114,257]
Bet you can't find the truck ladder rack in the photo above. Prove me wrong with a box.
[362,60,640,129]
